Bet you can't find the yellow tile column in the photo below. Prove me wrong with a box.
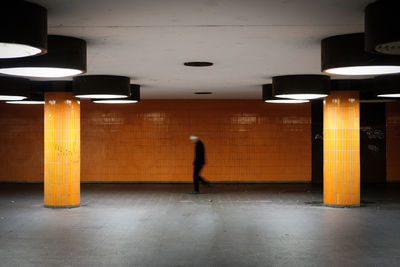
[44,92,80,208]
[323,91,360,207]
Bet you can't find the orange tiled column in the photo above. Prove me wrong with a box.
[44,92,80,208]
[323,91,360,207]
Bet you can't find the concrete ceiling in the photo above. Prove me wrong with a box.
[31,0,372,99]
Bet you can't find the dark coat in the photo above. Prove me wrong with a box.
[193,140,205,165]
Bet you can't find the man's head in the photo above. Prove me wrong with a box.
[189,135,199,143]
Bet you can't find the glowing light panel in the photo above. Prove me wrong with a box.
[6,100,44,104]
[324,66,400,76]
[275,94,328,100]
[93,100,138,104]
[0,95,27,101]
[264,99,309,103]
[0,43,42,59]
[377,94,400,98]
[0,67,82,78]
[75,94,128,99]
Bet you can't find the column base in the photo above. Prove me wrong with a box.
[44,204,80,209]
[323,203,360,208]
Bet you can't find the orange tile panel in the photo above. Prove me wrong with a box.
[0,102,44,181]
[81,100,311,182]
[0,100,311,182]
[323,91,360,206]
[44,93,80,207]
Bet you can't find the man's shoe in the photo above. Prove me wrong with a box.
[189,191,200,194]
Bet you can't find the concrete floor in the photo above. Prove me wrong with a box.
[0,183,400,267]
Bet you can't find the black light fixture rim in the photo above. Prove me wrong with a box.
[262,84,278,100]
[365,0,400,54]
[0,76,30,97]
[13,91,45,102]
[73,75,131,97]
[374,74,400,95]
[263,83,311,103]
[30,80,73,93]
[321,32,400,72]
[0,35,87,72]
[91,84,141,102]
[272,74,331,96]
[128,84,140,101]
[1,1,48,56]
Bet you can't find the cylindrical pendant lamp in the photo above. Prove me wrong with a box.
[262,84,309,103]
[0,76,29,101]
[365,0,400,55]
[0,1,47,58]
[93,84,141,104]
[6,91,44,104]
[272,75,330,100]
[322,33,400,76]
[73,75,131,99]
[0,35,86,78]
[375,74,400,98]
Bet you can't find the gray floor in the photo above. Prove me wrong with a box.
[0,183,400,267]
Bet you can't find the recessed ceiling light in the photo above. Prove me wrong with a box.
[0,1,47,59]
[0,35,87,78]
[365,0,400,55]
[194,92,213,95]
[272,75,330,100]
[322,33,400,76]
[184,62,213,67]
[93,84,140,104]
[73,75,131,99]
[263,84,309,103]
[0,76,29,101]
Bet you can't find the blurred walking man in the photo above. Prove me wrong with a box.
[189,135,210,194]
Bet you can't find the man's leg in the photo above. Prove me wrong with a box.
[193,165,201,192]
[197,165,211,186]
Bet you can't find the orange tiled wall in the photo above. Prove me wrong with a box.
[386,102,400,182]
[44,93,80,207]
[323,91,360,206]
[0,100,311,182]
[81,100,311,182]
[0,102,44,182]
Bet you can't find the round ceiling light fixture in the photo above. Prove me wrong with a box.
[0,35,86,78]
[322,33,400,76]
[263,84,309,103]
[0,1,47,59]
[272,75,330,100]
[0,76,29,101]
[375,74,400,98]
[73,75,131,99]
[365,0,400,55]
[93,84,141,104]
[6,91,44,104]
[184,61,213,67]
